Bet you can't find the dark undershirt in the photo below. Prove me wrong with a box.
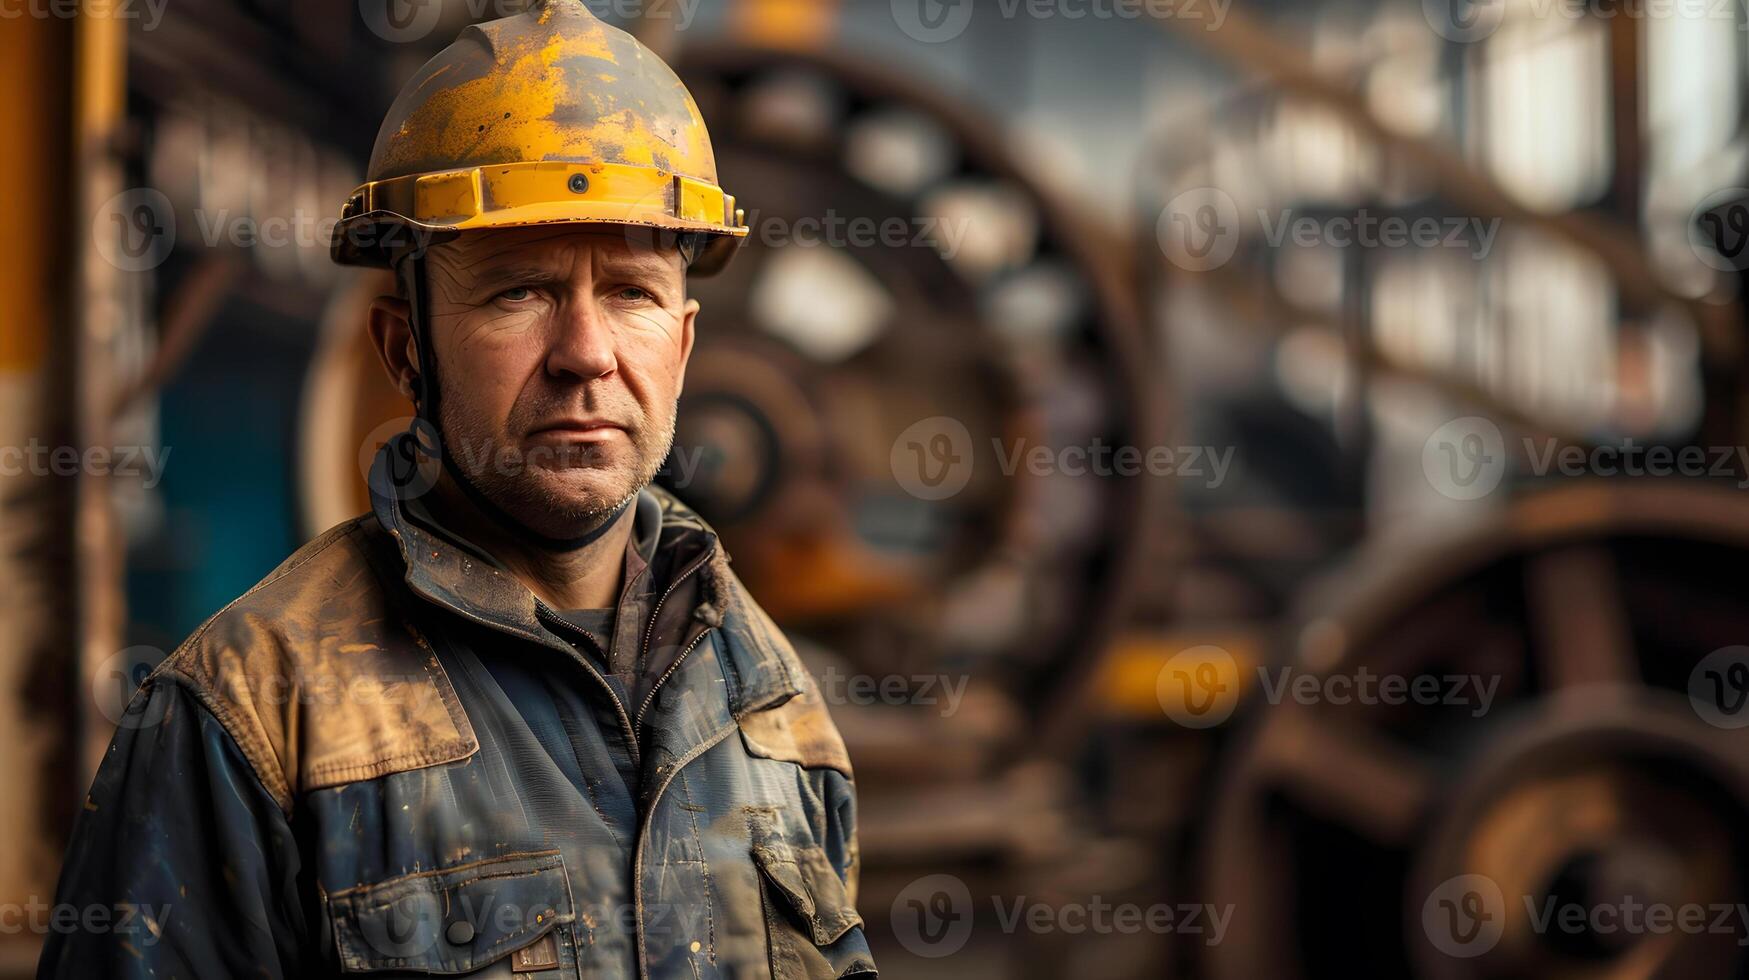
[551,606,627,702]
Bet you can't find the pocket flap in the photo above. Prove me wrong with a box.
[751,838,863,947]
[328,850,572,974]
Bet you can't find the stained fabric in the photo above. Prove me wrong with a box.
[39,433,875,980]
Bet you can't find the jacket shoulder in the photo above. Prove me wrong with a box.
[714,552,853,779]
[157,517,477,813]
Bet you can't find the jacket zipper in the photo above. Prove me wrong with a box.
[632,547,716,733]
[631,716,741,980]
[635,628,714,732]
[535,599,642,768]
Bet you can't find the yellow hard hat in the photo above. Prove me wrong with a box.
[332,0,747,275]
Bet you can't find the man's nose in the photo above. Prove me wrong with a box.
[545,301,618,382]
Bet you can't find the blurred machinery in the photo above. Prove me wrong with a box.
[1142,6,1749,980]
[9,1,1749,979]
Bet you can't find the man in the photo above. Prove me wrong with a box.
[40,3,875,978]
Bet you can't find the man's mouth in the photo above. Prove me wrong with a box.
[526,419,625,441]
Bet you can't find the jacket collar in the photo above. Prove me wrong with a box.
[367,432,802,716]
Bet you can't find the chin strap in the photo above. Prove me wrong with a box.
[400,253,634,553]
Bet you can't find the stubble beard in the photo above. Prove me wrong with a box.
[437,389,678,540]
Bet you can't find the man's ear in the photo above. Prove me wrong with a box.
[367,294,419,402]
[676,297,700,397]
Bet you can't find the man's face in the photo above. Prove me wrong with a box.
[417,225,698,539]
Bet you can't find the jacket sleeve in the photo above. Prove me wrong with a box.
[37,674,306,980]
[814,767,862,908]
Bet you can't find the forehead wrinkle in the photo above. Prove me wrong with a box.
[425,250,485,304]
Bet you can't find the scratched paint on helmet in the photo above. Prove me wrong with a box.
[370,3,713,183]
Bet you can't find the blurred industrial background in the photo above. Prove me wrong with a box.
[4,0,1749,976]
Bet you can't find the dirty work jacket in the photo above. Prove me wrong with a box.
[39,435,877,979]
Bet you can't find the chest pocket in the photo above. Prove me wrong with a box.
[327,850,577,977]
[750,816,875,979]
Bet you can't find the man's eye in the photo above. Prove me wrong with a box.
[618,287,650,302]
[497,286,534,303]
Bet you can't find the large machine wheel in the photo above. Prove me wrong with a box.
[1195,483,1749,980]
[666,45,1156,743]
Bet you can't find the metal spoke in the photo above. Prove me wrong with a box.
[1526,545,1639,690]
[1254,707,1437,847]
